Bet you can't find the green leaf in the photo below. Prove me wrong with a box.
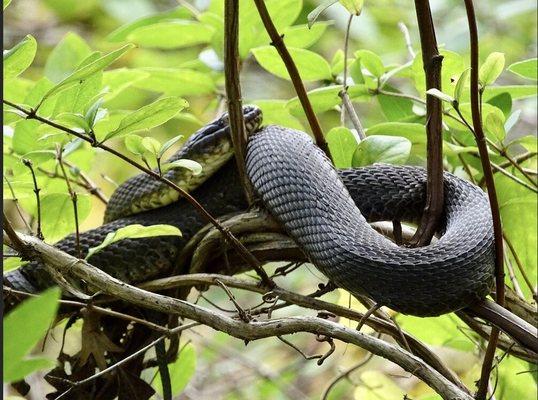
[127,21,214,49]
[479,52,505,86]
[103,97,188,141]
[102,68,150,101]
[496,166,537,300]
[330,49,345,76]
[453,68,470,103]
[509,135,537,153]
[426,88,455,104]
[161,159,203,175]
[397,314,475,351]
[485,112,506,142]
[44,32,91,83]
[377,92,414,121]
[412,50,465,97]
[106,7,189,42]
[133,68,216,96]
[253,100,304,131]
[55,113,92,133]
[307,0,338,28]
[366,122,426,146]
[482,85,537,101]
[124,134,146,156]
[486,92,512,117]
[326,127,359,168]
[141,137,161,156]
[21,150,57,165]
[4,0,11,9]
[39,44,135,107]
[3,35,37,80]
[339,0,364,15]
[154,343,196,397]
[158,135,184,159]
[86,224,182,259]
[282,22,330,49]
[352,135,411,167]
[355,50,384,79]
[3,287,60,383]
[41,193,92,241]
[252,46,332,82]
[3,257,27,272]
[507,58,537,80]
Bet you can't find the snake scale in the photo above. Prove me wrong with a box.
[5,106,495,317]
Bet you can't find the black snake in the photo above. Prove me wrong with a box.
[5,106,496,317]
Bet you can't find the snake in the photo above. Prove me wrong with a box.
[4,105,495,317]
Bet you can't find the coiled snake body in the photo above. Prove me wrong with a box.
[5,106,495,316]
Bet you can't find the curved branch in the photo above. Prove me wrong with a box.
[4,230,472,400]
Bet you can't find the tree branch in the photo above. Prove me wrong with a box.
[463,2,505,398]
[251,0,332,162]
[410,0,444,247]
[224,0,255,204]
[4,230,472,400]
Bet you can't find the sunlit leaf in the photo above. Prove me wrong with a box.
[507,58,537,80]
[479,52,505,86]
[161,159,202,175]
[103,97,188,141]
[158,135,184,159]
[352,135,411,167]
[3,288,60,383]
[355,49,384,78]
[39,44,135,106]
[426,88,454,104]
[307,0,338,28]
[326,127,359,168]
[339,0,363,15]
[3,35,37,80]
[252,46,332,82]
[40,193,92,241]
[127,21,214,49]
[86,224,182,259]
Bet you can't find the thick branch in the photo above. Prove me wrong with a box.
[4,230,471,400]
[411,1,444,246]
[224,0,255,204]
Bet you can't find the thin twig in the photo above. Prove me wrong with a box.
[251,0,331,162]
[503,247,525,299]
[57,145,81,259]
[63,159,108,204]
[215,279,250,322]
[321,351,375,400]
[2,99,273,288]
[3,175,32,232]
[463,2,505,398]
[22,159,43,239]
[398,21,416,59]
[277,336,322,361]
[503,233,536,298]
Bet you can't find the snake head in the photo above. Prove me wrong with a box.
[186,105,263,153]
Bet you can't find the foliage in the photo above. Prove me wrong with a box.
[2,0,537,399]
